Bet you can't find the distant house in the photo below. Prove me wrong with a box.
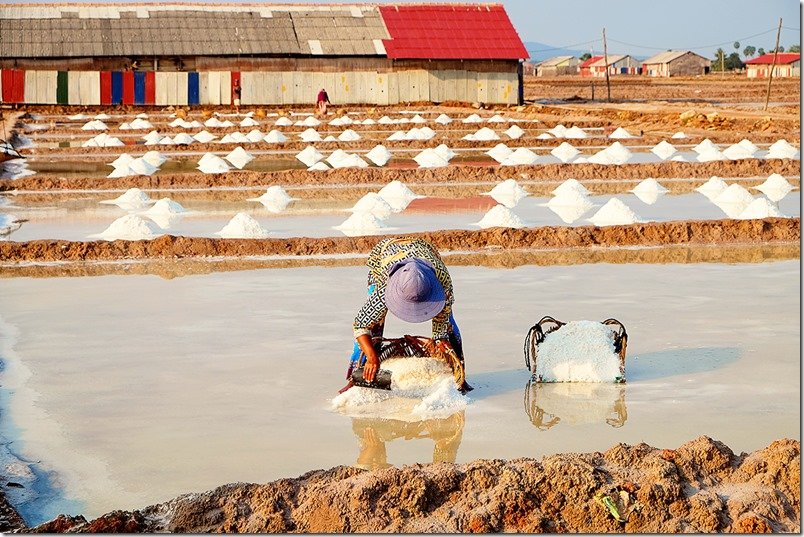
[580,55,639,77]
[641,50,711,77]
[745,53,801,78]
[535,56,578,76]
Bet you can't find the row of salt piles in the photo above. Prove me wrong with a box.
[485,143,539,166]
[587,142,633,165]
[413,144,456,168]
[68,113,111,121]
[473,179,530,228]
[387,127,436,141]
[539,124,588,139]
[95,188,188,237]
[247,185,297,213]
[119,118,154,130]
[546,179,645,225]
[297,145,393,170]
[696,174,793,219]
[83,132,124,147]
[107,150,167,178]
[334,180,422,236]
[197,147,255,173]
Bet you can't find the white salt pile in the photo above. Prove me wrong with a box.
[67,113,88,120]
[714,183,754,207]
[434,114,453,125]
[128,118,153,130]
[350,193,393,220]
[197,154,231,174]
[127,157,158,176]
[338,129,361,142]
[695,177,729,202]
[487,114,506,123]
[536,132,554,140]
[737,139,760,155]
[696,148,726,162]
[365,145,393,167]
[142,150,167,167]
[693,138,720,154]
[671,131,687,139]
[172,133,195,145]
[378,115,395,124]
[534,320,622,382]
[169,118,192,128]
[142,130,162,144]
[81,120,108,130]
[326,149,349,167]
[109,153,135,169]
[548,124,568,138]
[263,130,288,143]
[753,173,795,202]
[157,136,176,146]
[651,141,678,160]
[474,204,525,228]
[462,113,483,123]
[414,148,449,168]
[504,124,525,139]
[308,162,331,172]
[486,143,513,163]
[501,147,539,166]
[387,131,406,141]
[547,190,595,223]
[322,135,339,143]
[631,178,668,205]
[193,130,217,144]
[609,127,634,139]
[330,357,466,421]
[299,128,322,142]
[564,126,588,139]
[141,197,186,228]
[91,214,161,241]
[274,117,293,126]
[296,146,324,167]
[552,178,590,197]
[215,213,270,238]
[301,116,321,127]
[434,144,456,162]
[94,113,110,120]
[247,186,296,213]
[334,211,388,236]
[737,198,786,220]
[588,198,642,226]
[328,152,369,169]
[361,118,376,125]
[464,127,499,141]
[484,179,529,208]
[766,139,800,159]
[378,181,421,212]
[410,114,427,124]
[239,117,259,127]
[82,133,124,147]
[135,113,148,119]
[224,147,254,169]
[588,142,632,165]
[670,154,688,162]
[551,142,581,163]
[222,132,250,144]
[245,129,264,143]
[204,117,224,128]
[722,143,756,160]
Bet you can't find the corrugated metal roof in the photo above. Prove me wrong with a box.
[579,55,603,68]
[380,4,527,60]
[0,3,389,58]
[641,50,702,65]
[588,54,629,67]
[745,53,800,65]
[537,55,575,67]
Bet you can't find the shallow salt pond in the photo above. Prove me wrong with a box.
[0,258,799,524]
[3,192,800,242]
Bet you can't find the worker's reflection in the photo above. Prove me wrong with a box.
[524,379,627,430]
[351,411,465,470]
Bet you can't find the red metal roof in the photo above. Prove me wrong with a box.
[379,4,528,60]
[745,53,800,65]
[579,55,603,69]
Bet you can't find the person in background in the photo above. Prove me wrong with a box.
[342,236,473,394]
[233,80,242,112]
[316,88,330,116]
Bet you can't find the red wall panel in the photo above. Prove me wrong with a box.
[122,71,135,105]
[100,71,112,105]
[231,71,241,102]
[145,71,156,105]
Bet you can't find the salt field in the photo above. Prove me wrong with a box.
[0,257,798,523]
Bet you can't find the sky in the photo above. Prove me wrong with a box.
[5,0,801,57]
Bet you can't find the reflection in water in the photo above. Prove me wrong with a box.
[351,411,465,470]
[523,380,627,430]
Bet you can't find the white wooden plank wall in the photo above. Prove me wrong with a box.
[219,71,231,105]
[67,71,80,105]
[155,72,169,105]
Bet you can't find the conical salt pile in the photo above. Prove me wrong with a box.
[204,117,224,128]
[193,130,217,144]
[142,150,167,167]
[737,139,760,155]
[434,144,456,162]
[695,176,729,200]
[245,129,264,143]
[553,178,590,197]
[486,143,513,163]
[713,184,754,207]
[92,214,161,241]
[142,197,186,216]
[671,131,687,139]
[274,117,293,126]
[215,213,270,238]
[308,162,331,172]
[129,118,153,130]
[564,126,587,139]
[752,173,795,202]
[172,133,195,145]
[548,124,568,138]
[766,139,799,159]
[588,198,642,226]
[696,148,726,162]
[723,143,756,160]
[410,114,427,124]
[474,205,525,229]
[109,153,135,169]
[296,146,324,167]
[128,157,158,176]
[224,147,254,169]
[693,139,720,154]
[299,128,322,142]
[350,193,393,220]
[609,127,634,139]
[462,113,483,123]
[334,212,388,236]
[504,124,525,139]
[501,147,539,166]
[651,141,678,160]
[378,181,421,212]
[588,142,632,165]
[484,179,529,208]
[737,198,785,220]
[414,148,449,168]
[338,129,361,142]
[240,117,259,127]
[551,142,580,163]
[365,145,393,167]
[100,188,154,209]
[197,154,231,174]
[387,131,406,141]
[536,132,554,140]
[378,116,395,124]
[434,114,452,125]
[247,186,296,213]
[263,130,288,143]
[468,127,499,141]
[326,149,350,167]
[631,178,668,205]
[487,114,506,123]
[301,116,321,127]
[547,190,594,223]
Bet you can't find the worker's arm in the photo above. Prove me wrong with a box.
[356,334,380,382]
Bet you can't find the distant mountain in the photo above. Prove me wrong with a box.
[524,41,594,62]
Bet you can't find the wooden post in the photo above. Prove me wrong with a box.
[720,50,724,77]
[602,28,611,102]
[764,17,783,111]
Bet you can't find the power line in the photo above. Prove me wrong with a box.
[608,27,782,52]
[526,39,601,53]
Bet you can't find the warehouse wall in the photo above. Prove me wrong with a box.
[0,68,519,106]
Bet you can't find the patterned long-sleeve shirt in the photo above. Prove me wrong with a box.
[354,237,454,340]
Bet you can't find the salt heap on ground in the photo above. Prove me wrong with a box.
[588,142,632,165]
[410,114,427,124]
[142,150,168,167]
[81,120,108,130]
[365,145,393,167]
[462,113,483,123]
[245,129,264,143]
[712,184,755,218]
[99,188,154,209]
[588,198,642,226]
[651,141,678,160]
[248,186,296,213]
[551,142,581,163]
[487,114,506,123]
[109,153,135,169]
[141,198,187,227]
[434,144,456,162]
[547,189,595,224]
[631,177,668,205]
[737,139,760,155]
[172,133,195,145]
[240,117,259,127]
[696,147,727,162]
[737,198,785,220]
[414,148,449,168]
[308,161,331,171]
[92,214,161,241]
[536,132,554,140]
[193,130,217,144]
[296,146,324,167]
[553,178,590,197]
[695,176,729,200]
[486,143,513,163]
[474,204,525,229]
[671,131,687,139]
[94,113,110,120]
[564,126,588,139]
[501,147,539,166]
[722,143,756,160]
[548,124,568,138]
[609,127,635,139]
[128,118,153,130]
[299,128,322,142]
[338,129,361,142]
[350,193,393,220]
[378,181,421,212]
[485,179,529,208]
[504,124,525,139]
[766,139,799,159]
[224,147,254,169]
[334,211,388,236]
[434,114,453,125]
[197,153,231,174]
[327,150,369,169]
[82,133,124,147]
[464,127,499,141]
[215,213,270,238]
[534,320,622,382]
[274,117,293,126]
[753,173,795,202]
[693,138,720,154]
[263,130,288,143]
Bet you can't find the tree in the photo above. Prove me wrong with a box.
[758,47,765,56]
[713,48,726,70]
[733,41,740,50]
[770,46,785,53]
[789,44,800,53]
[725,52,744,70]
[743,45,756,58]
[579,52,592,62]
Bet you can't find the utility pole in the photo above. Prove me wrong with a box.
[720,50,724,78]
[602,28,611,102]
[764,17,783,111]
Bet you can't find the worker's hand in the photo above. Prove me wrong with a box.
[356,334,380,382]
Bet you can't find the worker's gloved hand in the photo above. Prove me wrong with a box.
[363,355,380,382]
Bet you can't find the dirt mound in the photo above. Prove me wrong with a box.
[21,437,800,533]
[0,218,798,264]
